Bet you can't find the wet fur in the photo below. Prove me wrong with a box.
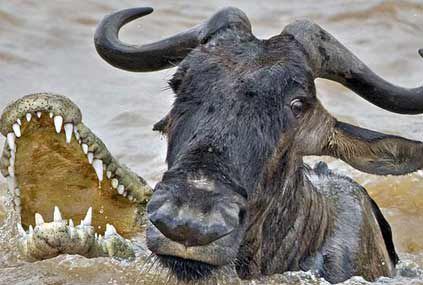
[302,162,397,283]
[153,24,398,283]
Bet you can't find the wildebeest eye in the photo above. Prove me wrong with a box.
[290,98,305,118]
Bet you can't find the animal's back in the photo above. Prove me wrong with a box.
[303,162,398,283]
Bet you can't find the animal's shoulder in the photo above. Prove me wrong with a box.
[302,161,398,282]
[304,161,378,235]
[304,161,372,245]
[304,161,366,201]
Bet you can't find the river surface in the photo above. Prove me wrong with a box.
[0,0,423,284]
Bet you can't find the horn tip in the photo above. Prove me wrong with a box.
[137,7,154,15]
[122,7,154,18]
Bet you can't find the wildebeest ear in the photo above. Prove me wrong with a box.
[324,121,423,175]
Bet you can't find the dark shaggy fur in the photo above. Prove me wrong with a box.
[147,24,398,284]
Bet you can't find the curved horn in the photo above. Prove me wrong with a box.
[284,20,423,115]
[95,7,251,72]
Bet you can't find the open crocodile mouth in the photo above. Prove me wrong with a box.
[0,93,152,260]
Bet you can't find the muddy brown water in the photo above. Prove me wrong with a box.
[0,0,423,284]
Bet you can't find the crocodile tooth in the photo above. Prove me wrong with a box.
[74,126,80,140]
[82,143,88,154]
[16,118,21,126]
[53,206,62,222]
[68,225,75,237]
[105,224,117,238]
[111,179,118,189]
[49,112,53,118]
[36,111,42,118]
[9,151,15,168]
[87,152,94,164]
[25,113,32,122]
[29,225,34,235]
[83,207,92,226]
[64,123,73,144]
[35,213,44,225]
[12,123,21,138]
[69,219,74,228]
[93,159,103,182]
[8,166,14,177]
[7,133,15,151]
[7,176,16,191]
[109,224,117,234]
[14,196,21,206]
[117,185,125,195]
[17,223,26,236]
[106,171,112,179]
[54,116,63,133]
[8,163,14,176]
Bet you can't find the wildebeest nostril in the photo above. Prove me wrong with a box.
[148,202,237,247]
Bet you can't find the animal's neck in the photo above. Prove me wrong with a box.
[238,154,331,277]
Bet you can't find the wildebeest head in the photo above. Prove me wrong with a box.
[95,7,423,281]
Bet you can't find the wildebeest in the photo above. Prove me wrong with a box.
[95,6,423,283]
